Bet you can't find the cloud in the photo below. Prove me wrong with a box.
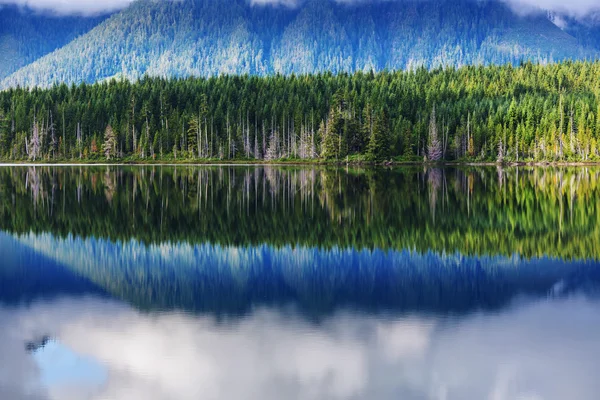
[0,0,598,20]
[0,0,135,15]
[249,0,300,7]
[501,0,600,19]
[250,0,600,19]
[1,295,600,400]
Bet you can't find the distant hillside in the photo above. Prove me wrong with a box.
[1,0,599,88]
[0,5,108,81]
[563,16,600,50]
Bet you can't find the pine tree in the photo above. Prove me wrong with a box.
[187,115,199,157]
[0,112,9,157]
[362,103,374,152]
[91,138,98,155]
[49,111,57,159]
[316,120,326,158]
[596,102,600,139]
[347,107,364,154]
[321,105,345,160]
[367,110,391,162]
[103,124,117,160]
[130,94,137,155]
[199,94,209,158]
[558,93,564,158]
[76,122,82,159]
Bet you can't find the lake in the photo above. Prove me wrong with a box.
[1,165,599,400]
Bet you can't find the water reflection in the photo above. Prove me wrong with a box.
[2,165,600,399]
[2,295,600,400]
[0,233,105,304]
[1,165,600,258]
[10,231,600,315]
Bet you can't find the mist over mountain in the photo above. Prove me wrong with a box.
[0,5,108,81]
[1,0,600,88]
[0,0,134,15]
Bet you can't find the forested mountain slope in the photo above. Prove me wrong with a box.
[564,17,600,51]
[2,0,599,88]
[0,5,108,81]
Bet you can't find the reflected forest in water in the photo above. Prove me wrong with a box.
[2,165,600,259]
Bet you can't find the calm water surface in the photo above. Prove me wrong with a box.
[1,165,600,400]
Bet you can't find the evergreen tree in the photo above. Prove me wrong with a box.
[103,124,117,160]
[596,102,600,138]
[0,112,9,157]
[321,105,345,160]
[367,110,391,162]
[187,115,199,157]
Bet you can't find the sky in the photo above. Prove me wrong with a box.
[502,0,600,18]
[0,0,599,18]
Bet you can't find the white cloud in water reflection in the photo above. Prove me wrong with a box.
[1,296,599,400]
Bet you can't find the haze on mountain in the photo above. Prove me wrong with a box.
[1,0,600,89]
[0,5,108,81]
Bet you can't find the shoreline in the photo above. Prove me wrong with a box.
[2,160,600,167]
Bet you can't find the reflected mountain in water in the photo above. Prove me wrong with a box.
[9,231,600,316]
[0,232,105,304]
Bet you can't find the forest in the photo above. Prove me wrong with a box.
[1,60,600,163]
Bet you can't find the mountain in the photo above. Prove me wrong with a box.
[0,5,109,81]
[1,0,600,88]
[561,15,600,51]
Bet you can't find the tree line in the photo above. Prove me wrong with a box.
[1,60,600,163]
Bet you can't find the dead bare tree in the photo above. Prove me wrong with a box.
[427,105,442,161]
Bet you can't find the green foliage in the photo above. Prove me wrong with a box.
[0,111,9,158]
[321,104,345,160]
[367,110,391,162]
[187,115,199,157]
[0,61,600,162]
